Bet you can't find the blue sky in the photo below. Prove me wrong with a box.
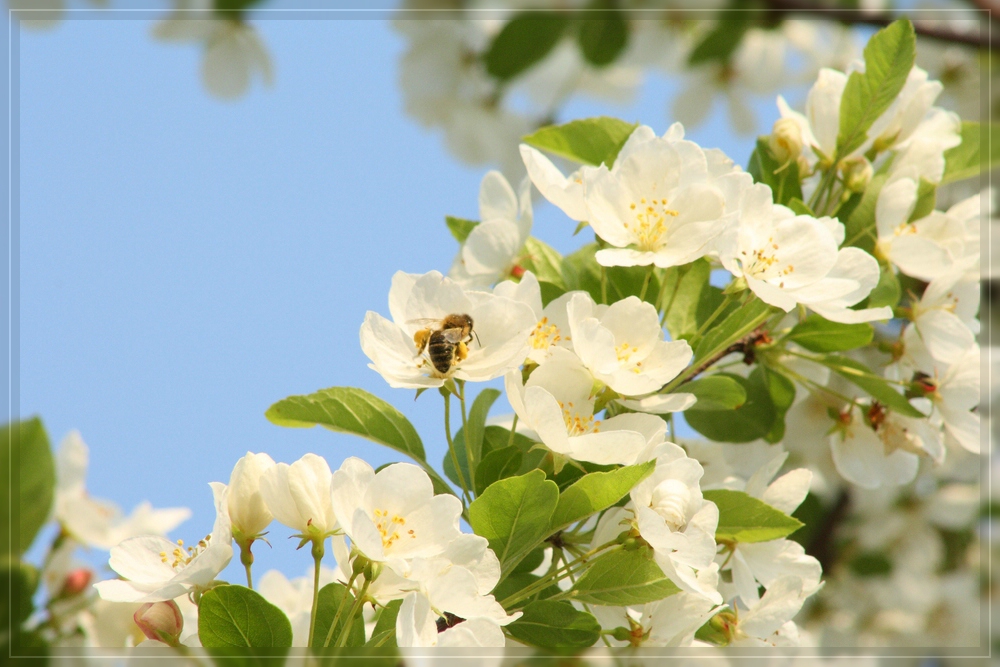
[15,9,784,581]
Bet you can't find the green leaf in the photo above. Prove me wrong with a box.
[468,470,559,577]
[365,599,402,648]
[685,371,777,443]
[491,572,560,604]
[482,425,547,474]
[607,264,661,307]
[539,280,567,307]
[693,297,771,362]
[908,178,936,222]
[683,375,747,411]
[505,600,601,648]
[688,17,752,66]
[865,263,901,309]
[849,551,893,577]
[474,447,523,496]
[823,355,925,417]
[521,237,565,289]
[311,583,366,649]
[747,137,803,206]
[900,187,933,232]
[577,3,628,67]
[523,117,638,166]
[941,121,1000,184]
[446,216,478,243]
[0,418,55,557]
[1,562,39,633]
[843,165,891,253]
[265,387,454,495]
[484,13,572,82]
[761,367,796,444]
[836,19,916,158]
[198,585,293,650]
[787,315,874,353]
[704,489,804,543]
[567,548,680,605]
[549,462,654,531]
[466,388,501,470]
[786,198,815,216]
[663,259,713,340]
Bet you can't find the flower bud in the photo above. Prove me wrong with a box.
[839,156,873,193]
[259,454,337,535]
[227,452,276,540]
[134,600,183,645]
[610,626,632,642]
[769,118,803,165]
[59,568,93,598]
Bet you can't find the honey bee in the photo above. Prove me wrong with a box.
[410,314,476,375]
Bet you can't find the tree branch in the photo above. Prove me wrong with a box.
[764,0,995,51]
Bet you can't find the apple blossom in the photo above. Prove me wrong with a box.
[875,174,975,281]
[259,453,338,537]
[627,443,723,603]
[94,482,233,603]
[226,451,275,542]
[829,400,941,489]
[360,270,536,388]
[567,293,692,396]
[448,171,533,289]
[504,347,668,466]
[330,458,463,573]
[581,123,752,269]
[492,271,585,365]
[924,344,981,454]
[908,271,979,365]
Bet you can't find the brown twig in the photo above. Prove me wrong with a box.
[764,0,995,51]
[807,489,851,574]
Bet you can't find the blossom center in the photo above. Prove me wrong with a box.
[159,535,212,570]
[558,401,600,435]
[373,508,415,550]
[625,197,678,250]
[530,317,565,350]
[615,342,645,374]
[650,479,691,531]
[739,236,795,286]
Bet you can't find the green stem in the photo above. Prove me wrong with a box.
[321,571,358,648]
[808,166,837,211]
[458,380,475,483]
[689,291,738,345]
[661,297,769,393]
[336,579,371,647]
[499,539,619,609]
[306,537,325,648]
[600,265,609,304]
[508,414,519,449]
[238,540,254,590]
[638,267,654,302]
[443,391,471,502]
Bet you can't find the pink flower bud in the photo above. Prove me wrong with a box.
[134,600,183,644]
[60,568,93,597]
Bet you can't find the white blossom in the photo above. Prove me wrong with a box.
[330,458,462,573]
[94,483,233,603]
[567,293,692,396]
[627,443,722,603]
[259,453,338,536]
[504,347,668,466]
[448,171,532,289]
[226,451,275,541]
[360,270,536,388]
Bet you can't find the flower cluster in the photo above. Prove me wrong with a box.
[10,17,986,657]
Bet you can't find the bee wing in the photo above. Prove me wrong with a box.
[405,317,446,328]
[439,327,467,343]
